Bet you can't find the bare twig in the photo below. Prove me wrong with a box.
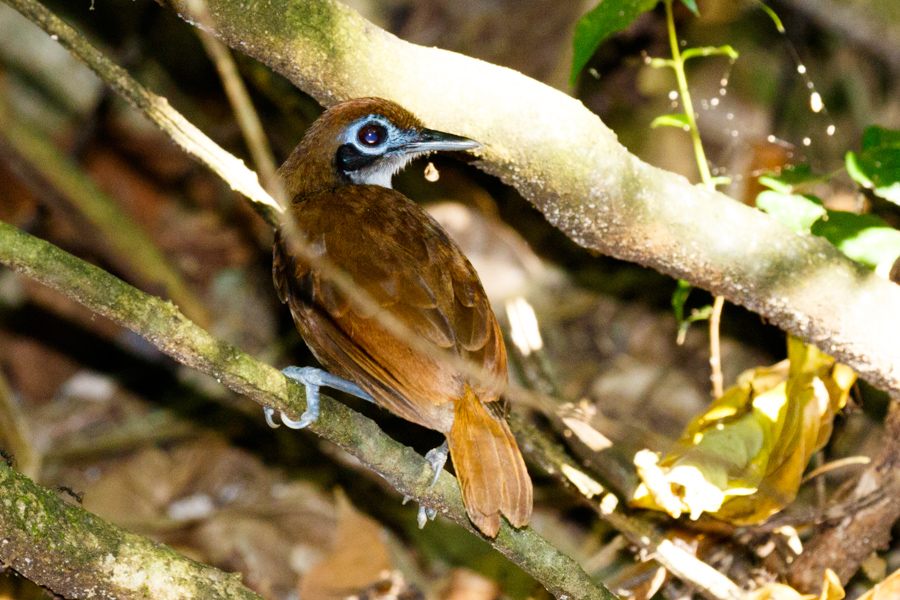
[800,456,871,485]
[0,368,38,480]
[198,32,280,195]
[187,0,283,204]
[0,220,617,600]
[709,295,725,398]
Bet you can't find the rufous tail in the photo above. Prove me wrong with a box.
[447,387,533,537]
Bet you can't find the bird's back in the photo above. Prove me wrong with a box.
[273,185,508,433]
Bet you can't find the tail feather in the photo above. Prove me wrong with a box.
[448,387,533,537]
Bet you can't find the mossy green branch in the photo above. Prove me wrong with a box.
[0,220,616,600]
[0,462,265,600]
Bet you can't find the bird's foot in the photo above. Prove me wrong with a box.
[405,441,449,528]
[265,366,374,429]
[402,495,437,529]
[424,441,449,488]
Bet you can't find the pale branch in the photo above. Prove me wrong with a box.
[150,0,900,398]
[0,220,617,600]
[0,464,266,600]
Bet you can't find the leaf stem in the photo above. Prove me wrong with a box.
[664,0,725,396]
[664,0,713,188]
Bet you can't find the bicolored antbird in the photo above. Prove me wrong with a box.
[268,97,532,537]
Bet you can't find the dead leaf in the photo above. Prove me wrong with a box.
[857,567,900,600]
[300,492,409,600]
[632,337,856,523]
[441,569,499,600]
[747,569,844,600]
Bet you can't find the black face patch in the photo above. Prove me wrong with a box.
[335,143,377,175]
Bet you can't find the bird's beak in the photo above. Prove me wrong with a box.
[399,128,481,153]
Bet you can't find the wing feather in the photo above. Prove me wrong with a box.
[273,186,506,431]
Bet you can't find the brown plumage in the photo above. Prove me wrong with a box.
[273,98,532,536]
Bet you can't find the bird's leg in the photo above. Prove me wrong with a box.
[405,440,449,528]
[265,366,375,429]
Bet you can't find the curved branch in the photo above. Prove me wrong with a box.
[149,0,900,397]
[0,220,616,600]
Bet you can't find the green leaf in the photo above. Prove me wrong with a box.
[846,126,900,204]
[570,0,660,87]
[672,279,691,323]
[679,0,699,15]
[756,191,825,234]
[862,125,900,151]
[811,211,900,270]
[651,113,690,129]
[757,164,819,194]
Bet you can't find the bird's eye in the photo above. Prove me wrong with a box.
[358,123,387,147]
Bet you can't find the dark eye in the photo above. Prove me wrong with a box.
[358,123,387,146]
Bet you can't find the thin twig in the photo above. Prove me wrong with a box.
[0,367,39,480]
[199,32,280,195]
[800,456,871,485]
[188,0,283,204]
[661,0,727,400]
[709,295,725,398]
[0,220,617,600]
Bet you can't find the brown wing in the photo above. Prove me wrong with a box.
[273,186,507,433]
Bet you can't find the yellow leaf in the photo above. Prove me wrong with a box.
[857,566,900,600]
[745,569,844,600]
[632,337,855,523]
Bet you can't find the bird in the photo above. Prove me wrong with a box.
[268,97,532,537]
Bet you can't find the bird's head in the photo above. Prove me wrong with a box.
[279,97,480,197]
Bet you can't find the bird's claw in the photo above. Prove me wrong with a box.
[264,406,317,430]
[424,441,449,488]
[417,506,437,529]
[409,441,448,528]
[266,366,377,429]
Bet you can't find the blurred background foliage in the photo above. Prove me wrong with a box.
[0,0,899,598]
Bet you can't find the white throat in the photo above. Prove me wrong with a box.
[346,153,418,189]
